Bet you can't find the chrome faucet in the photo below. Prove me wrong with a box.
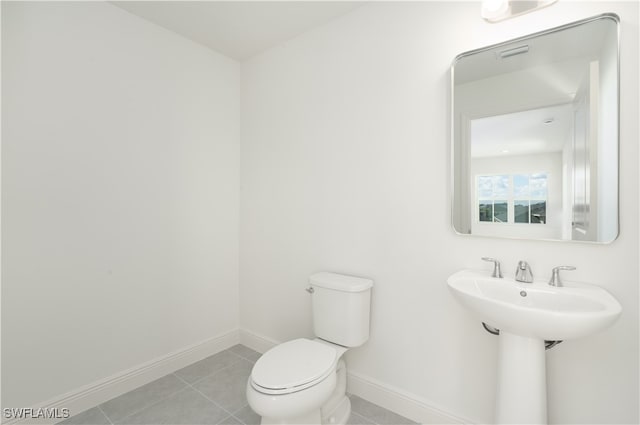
[548,266,576,287]
[481,257,503,278]
[515,261,533,283]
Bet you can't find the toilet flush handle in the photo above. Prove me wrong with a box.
[306,287,314,294]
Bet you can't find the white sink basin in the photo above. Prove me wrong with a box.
[447,270,622,340]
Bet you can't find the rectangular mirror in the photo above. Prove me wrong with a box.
[451,14,619,243]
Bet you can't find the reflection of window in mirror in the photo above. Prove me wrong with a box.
[475,173,548,225]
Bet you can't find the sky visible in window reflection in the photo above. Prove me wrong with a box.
[515,173,548,199]
[478,173,547,199]
[478,175,509,198]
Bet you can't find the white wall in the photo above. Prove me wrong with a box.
[2,2,240,409]
[240,2,638,424]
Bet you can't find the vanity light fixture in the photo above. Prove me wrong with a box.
[481,0,558,23]
[481,0,509,21]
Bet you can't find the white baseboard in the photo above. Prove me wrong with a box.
[238,328,472,425]
[3,329,240,425]
[239,328,280,353]
[347,371,472,425]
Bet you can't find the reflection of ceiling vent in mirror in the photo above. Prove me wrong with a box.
[499,45,530,59]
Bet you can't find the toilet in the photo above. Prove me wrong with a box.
[246,272,373,425]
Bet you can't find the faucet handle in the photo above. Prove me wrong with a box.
[481,257,503,278]
[549,266,576,287]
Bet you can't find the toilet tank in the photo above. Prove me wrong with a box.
[309,272,373,347]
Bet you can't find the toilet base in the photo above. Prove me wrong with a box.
[260,395,350,425]
[257,358,351,425]
[321,394,350,425]
[260,411,321,425]
[320,358,350,425]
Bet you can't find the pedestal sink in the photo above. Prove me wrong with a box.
[447,269,622,424]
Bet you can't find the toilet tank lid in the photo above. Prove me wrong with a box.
[309,272,373,292]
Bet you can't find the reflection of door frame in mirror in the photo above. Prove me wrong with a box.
[450,13,620,243]
[571,63,600,241]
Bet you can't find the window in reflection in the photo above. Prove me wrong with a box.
[476,173,548,224]
[514,173,547,224]
[477,175,509,223]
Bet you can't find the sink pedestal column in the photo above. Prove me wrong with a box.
[495,332,547,424]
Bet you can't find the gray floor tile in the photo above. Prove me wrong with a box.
[175,350,241,384]
[230,405,260,425]
[347,411,375,425]
[228,345,261,363]
[116,387,228,425]
[58,407,111,425]
[348,395,417,425]
[192,359,253,413]
[100,374,186,423]
[217,416,243,425]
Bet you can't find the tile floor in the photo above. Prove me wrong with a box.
[59,345,417,425]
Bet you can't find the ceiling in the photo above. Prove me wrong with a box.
[111,1,363,61]
[471,103,574,158]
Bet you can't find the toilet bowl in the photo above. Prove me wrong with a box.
[246,272,373,425]
[247,338,349,424]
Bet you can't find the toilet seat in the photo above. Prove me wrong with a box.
[250,338,338,395]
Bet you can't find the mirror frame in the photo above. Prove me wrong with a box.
[450,13,620,243]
